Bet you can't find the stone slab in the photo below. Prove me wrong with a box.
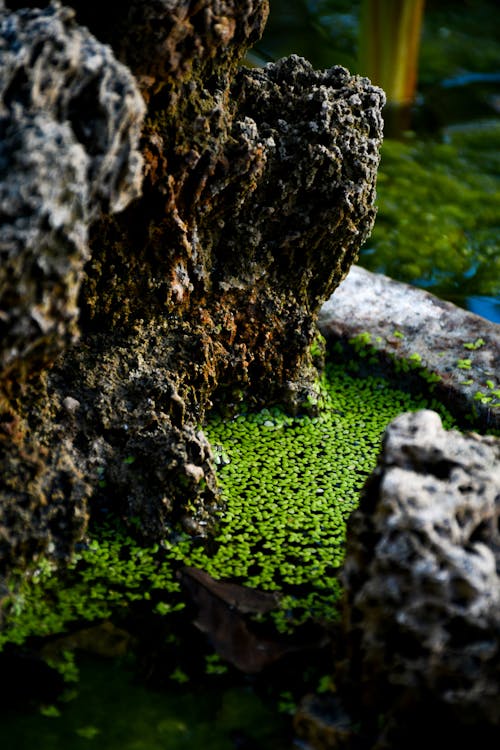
[319,266,500,431]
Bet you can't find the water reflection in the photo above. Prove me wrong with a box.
[466,295,500,323]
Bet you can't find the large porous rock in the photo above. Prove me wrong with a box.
[339,410,500,749]
[0,0,384,574]
[209,55,383,405]
[0,1,145,385]
[0,1,145,572]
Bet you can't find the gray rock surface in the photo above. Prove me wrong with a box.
[0,2,144,571]
[319,265,500,431]
[0,1,145,383]
[216,56,384,315]
[339,409,500,746]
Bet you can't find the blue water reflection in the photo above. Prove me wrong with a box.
[466,295,500,323]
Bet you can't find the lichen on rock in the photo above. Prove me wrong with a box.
[0,1,145,383]
[0,1,145,573]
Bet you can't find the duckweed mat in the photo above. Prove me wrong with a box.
[0,362,457,651]
[200,361,457,629]
[0,362,460,748]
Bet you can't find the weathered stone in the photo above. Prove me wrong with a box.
[294,694,355,750]
[0,1,145,385]
[319,265,500,431]
[338,410,500,748]
[0,1,145,571]
[0,0,384,573]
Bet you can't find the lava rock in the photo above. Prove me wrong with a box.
[0,0,384,573]
[339,410,500,748]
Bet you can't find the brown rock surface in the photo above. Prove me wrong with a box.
[0,1,145,571]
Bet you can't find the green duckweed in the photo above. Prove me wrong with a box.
[200,361,456,631]
[0,362,457,650]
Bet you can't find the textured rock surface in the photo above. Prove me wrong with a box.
[294,694,354,750]
[339,410,500,747]
[0,2,145,384]
[0,1,145,571]
[0,0,384,573]
[319,265,500,431]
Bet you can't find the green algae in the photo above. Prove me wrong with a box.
[361,127,500,306]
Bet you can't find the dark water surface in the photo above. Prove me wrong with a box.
[0,657,291,750]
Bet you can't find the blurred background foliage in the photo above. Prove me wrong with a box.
[255,1,500,322]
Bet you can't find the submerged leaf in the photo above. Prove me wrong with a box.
[179,567,322,673]
[180,566,280,614]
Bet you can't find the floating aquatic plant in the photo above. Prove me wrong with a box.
[200,361,456,631]
[0,362,457,650]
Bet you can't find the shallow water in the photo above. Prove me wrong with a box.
[0,657,291,750]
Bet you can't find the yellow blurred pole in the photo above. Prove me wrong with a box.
[360,0,425,133]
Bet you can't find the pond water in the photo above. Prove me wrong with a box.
[0,657,291,750]
[259,0,500,323]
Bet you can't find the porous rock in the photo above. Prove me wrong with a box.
[0,1,145,383]
[339,410,500,748]
[0,1,145,571]
[0,0,384,573]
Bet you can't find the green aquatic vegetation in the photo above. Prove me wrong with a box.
[0,533,184,650]
[0,363,457,650]
[347,332,443,390]
[343,332,499,419]
[361,126,500,303]
[463,338,486,351]
[474,392,493,405]
[200,362,456,631]
[39,705,62,719]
